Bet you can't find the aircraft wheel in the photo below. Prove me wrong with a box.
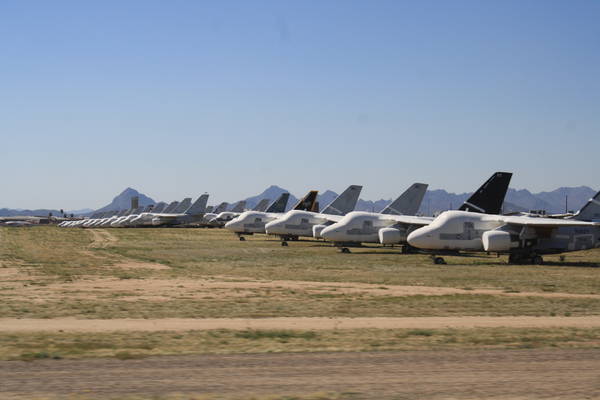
[433,257,446,265]
[239,236,246,241]
[531,255,544,265]
[401,245,414,254]
[281,241,288,247]
[341,247,351,254]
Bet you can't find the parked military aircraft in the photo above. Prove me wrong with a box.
[150,194,209,226]
[264,185,363,245]
[200,202,230,225]
[407,188,600,265]
[208,199,271,227]
[321,172,512,253]
[318,183,428,249]
[224,191,318,239]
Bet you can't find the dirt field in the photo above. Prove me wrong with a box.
[2,349,599,399]
[2,226,600,398]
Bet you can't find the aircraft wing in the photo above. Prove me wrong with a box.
[497,215,599,227]
[322,214,344,223]
[389,215,435,226]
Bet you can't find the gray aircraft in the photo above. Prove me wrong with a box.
[408,190,600,265]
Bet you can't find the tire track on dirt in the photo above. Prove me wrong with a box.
[3,316,600,332]
[87,229,118,249]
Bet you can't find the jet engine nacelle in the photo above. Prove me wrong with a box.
[482,230,515,252]
[379,227,404,245]
[313,224,327,239]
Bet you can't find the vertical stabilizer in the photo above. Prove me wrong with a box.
[459,172,512,214]
[381,183,428,216]
[253,198,270,212]
[573,190,600,221]
[152,202,167,213]
[131,196,139,211]
[173,198,192,214]
[292,191,318,211]
[322,185,363,216]
[213,202,229,214]
[231,200,247,213]
[266,193,290,213]
[185,194,209,215]
[163,201,179,214]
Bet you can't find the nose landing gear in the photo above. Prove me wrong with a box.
[431,256,446,265]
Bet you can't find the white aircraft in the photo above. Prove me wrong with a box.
[128,198,194,227]
[319,183,428,250]
[321,172,512,253]
[200,202,230,226]
[224,191,318,240]
[208,199,272,227]
[407,189,600,265]
[150,194,210,226]
[264,185,363,245]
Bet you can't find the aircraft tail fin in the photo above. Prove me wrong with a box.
[231,200,246,213]
[312,201,319,213]
[205,205,214,213]
[381,183,428,215]
[459,172,512,214]
[266,193,290,213]
[131,196,139,211]
[152,202,167,213]
[573,191,600,221]
[292,190,318,211]
[322,185,363,215]
[213,202,229,214]
[253,198,270,212]
[174,198,192,214]
[185,194,209,215]
[163,201,179,213]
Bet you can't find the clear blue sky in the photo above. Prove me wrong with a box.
[2,0,599,209]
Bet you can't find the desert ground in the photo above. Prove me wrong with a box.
[1,226,600,399]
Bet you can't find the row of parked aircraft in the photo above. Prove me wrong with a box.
[57,190,317,229]
[57,172,600,265]
[221,172,600,265]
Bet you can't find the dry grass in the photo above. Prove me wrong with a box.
[2,226,600,320]
[1,327,600,361]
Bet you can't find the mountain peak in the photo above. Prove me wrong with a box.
[95,188,156,212]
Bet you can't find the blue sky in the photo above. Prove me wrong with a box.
[2,1,599,209]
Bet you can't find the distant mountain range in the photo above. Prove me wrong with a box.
[237,185,596,215]
[1,185,596,217]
